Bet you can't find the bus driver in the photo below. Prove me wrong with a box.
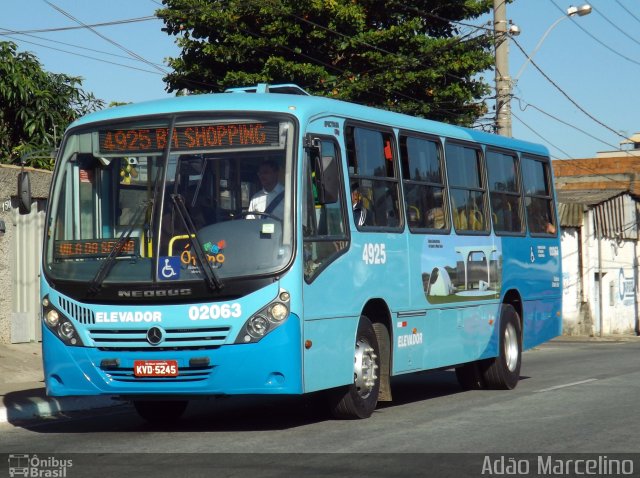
[247,159,284,219]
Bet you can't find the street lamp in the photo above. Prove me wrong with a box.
[494,3,592,136]
[514,4,592,82]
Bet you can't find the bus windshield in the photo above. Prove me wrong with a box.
[43,115,296,292]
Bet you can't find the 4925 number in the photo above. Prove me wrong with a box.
[362,243,387,265]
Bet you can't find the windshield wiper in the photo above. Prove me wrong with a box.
[86,199,151,296]
[171,193,224,292]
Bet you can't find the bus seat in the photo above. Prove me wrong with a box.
[470,209,483,231]
[454,209,467,230]
[408,206,420,228]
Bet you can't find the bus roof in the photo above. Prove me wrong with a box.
[69,89,549,157]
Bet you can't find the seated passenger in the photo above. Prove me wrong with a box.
[351,184,368,227]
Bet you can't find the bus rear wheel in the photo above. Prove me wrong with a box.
[133,400,188,424]
[481,304,522,390]
[329,316,380,419]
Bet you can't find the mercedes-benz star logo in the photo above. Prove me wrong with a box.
[146,326,164,345]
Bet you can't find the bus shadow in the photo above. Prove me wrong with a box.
[380,369,467,408]
[16,370,530,434]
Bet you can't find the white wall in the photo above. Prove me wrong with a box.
[575,210,638,335]
[560,228,583,334]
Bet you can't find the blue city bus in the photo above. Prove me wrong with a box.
[39,84,561,421]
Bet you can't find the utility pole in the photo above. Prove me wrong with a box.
[494,0,512,136]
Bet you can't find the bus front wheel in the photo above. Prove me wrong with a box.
[133,400,188,424]
[481,304,522,390]
[329,315,381,419]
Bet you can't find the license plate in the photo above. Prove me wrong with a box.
[134,360,178,377]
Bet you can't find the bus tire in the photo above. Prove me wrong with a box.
[455,361,483,390]
[481,304,522,390]
[329,316,380,419]
[133,400,188,424]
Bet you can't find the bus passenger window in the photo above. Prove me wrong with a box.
[487,150,523,234]
[400,135,447,232]
[346,126,401,230]
[445,143,488,233]
[522,157,556,235]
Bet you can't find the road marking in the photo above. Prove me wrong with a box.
[535,378,598,393]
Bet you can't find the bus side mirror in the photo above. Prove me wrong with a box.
[17,171,32,215]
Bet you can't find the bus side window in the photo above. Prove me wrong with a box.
[445,143,488,233]
[400,134,447,232]
[346,125,401,230]
[486,150,524,234]
[303,139,348,282]
[522,156,556,235]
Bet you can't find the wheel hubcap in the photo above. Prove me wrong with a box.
[504,322,519,372]
[354,337,378,399]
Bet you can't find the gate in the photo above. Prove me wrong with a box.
[11,201,46,343]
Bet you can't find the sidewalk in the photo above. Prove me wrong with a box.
[1,334,639,425]
[0,342,122,425]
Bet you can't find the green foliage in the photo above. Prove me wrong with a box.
[157,0,494,126]
[0,41,105,169]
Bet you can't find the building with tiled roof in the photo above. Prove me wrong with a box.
[552,136,640,337]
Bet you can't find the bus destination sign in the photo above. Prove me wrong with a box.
[98,122,280,154]
[54,238,139,259]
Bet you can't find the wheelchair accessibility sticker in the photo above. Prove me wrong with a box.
[158,256,181,280]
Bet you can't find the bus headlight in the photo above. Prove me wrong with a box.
[270,303,288,322]
[59,321,76,340]
[236,288,291,344]
[247,315,269,338]
[41,295,85,347]
[45,310,60,327]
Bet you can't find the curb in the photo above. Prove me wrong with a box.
[0,395,124,425]
[552,335,640,343]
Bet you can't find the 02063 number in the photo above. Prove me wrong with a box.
[189,303,242,320]
[362,243,387,265]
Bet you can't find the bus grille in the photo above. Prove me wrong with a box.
[88,326,231,350]
[58,297,95,325]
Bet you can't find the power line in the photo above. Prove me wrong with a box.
[549,0,640,67]
[44,1,168,74]
[419,7,640,185]
[513,97,622,151]
[512,111,573,159]
[0,27,166,68]
[614,0,640,26]
[512,112,637,187]
[591,4,640,48]
[1,34,163,75]
[513,108,638,184]
[510,35,628,142]
[0,16,157,35]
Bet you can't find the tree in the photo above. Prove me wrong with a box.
[0,41,104,169]
[157,0,494,126]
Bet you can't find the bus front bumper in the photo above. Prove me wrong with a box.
[42,315,303,397]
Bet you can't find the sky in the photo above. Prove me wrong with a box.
[2,0,638,160]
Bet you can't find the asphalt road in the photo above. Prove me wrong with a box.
[1,340,640,476]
